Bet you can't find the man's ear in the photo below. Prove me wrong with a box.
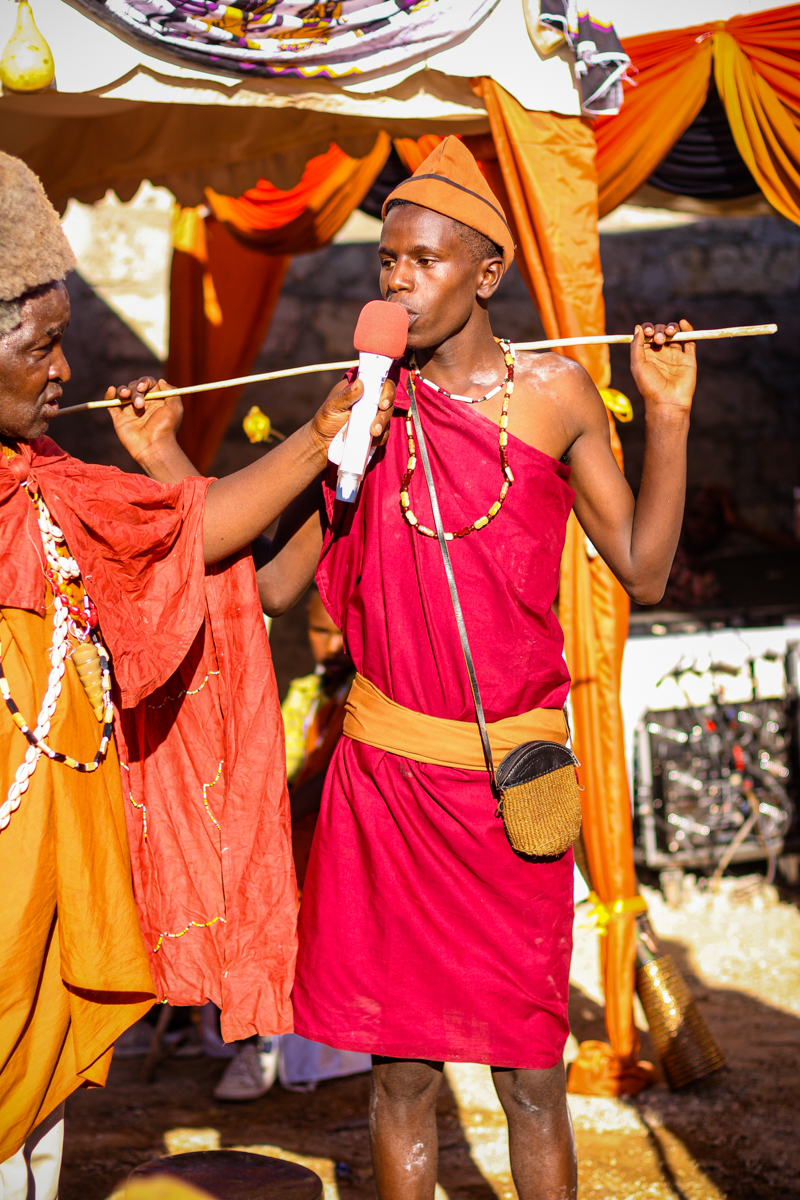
[477,258,505,300]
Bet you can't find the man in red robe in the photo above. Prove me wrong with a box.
[248,139,698,1200]
[0,151,392,1196]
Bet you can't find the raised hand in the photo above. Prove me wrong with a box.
[631,319,696,416]
[107,377,184,469]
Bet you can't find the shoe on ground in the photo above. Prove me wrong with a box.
[213,1041,278,1101]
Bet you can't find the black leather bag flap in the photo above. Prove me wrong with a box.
[495,740,579,791]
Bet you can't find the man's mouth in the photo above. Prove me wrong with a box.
[40,389,62,417]
[386,298,419,325]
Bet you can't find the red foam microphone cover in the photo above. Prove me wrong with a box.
[353,300,409,358]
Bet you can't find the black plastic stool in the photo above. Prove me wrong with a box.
[130,1151,324,1200]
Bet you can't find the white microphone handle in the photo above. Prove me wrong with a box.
[335,351,392,502]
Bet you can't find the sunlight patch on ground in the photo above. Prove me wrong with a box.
[444,1062,726,1200]
[162,1128,220,1154]
[233,1143,339,1200]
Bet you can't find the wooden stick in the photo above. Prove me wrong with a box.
[515,323,777,351]
[52,325,777,417]
[54,359,359,417]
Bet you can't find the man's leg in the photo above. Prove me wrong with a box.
[0,1103,65,1200]
[370,1057,444,1200]
[491,1064,576,1200]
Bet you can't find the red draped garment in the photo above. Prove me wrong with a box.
[0,438,296,1042]
[292,369,576,1068]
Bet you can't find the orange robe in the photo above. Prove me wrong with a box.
[0,599,154,1162]
[0,436,297,1158]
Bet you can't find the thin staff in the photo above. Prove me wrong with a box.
[53,324,777,417]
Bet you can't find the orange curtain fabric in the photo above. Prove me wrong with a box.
[560,504,656,1097]
[594,29,712,217]
[595,5,800,221]
[714,22,800,223]
[727,4,800,116]
[168,134,392,472]
[473,83,651,1095]
[167,213,290,475]
[479,79,610,388]
[206,134,391,252]
[393,134,445,174]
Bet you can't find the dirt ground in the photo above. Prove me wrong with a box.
[61,880,800,1200]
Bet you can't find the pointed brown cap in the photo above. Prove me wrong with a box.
[382,136,515,266]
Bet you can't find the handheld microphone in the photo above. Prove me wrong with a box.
[331,300,409,503]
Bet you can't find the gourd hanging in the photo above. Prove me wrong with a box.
[0,1,55,94]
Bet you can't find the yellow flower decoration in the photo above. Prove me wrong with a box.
[599,387,633,423]
[243,405,272,444]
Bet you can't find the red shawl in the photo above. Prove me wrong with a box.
[0,437,296,1040]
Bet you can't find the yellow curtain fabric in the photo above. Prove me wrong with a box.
[714,28,800,223]
[595,6,800,224]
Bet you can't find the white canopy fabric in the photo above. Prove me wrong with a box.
[1,0,581,114]
[0,0,795,207]
[0,0,582,205]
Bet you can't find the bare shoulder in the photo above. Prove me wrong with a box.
[514,350,607,432]
[515,348,593,394]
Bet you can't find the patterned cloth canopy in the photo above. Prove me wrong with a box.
[76,0,500,79]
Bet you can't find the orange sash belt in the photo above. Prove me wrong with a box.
[343,674,568,771]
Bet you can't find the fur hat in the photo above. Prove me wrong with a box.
[0,152,75,302]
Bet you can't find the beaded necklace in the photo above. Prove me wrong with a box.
[409,337,510,404]
[400,339,515,542]
[0,478,114,833]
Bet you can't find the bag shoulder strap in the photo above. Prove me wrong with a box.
[407,377,495,786]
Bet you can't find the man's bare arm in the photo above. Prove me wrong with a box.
[561,320,695,605]
[109,374,394,566]
[255,482,325,616]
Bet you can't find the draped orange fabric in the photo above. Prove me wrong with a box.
[168,217,290,475]
[593,30,712,217]
[168,135,391,473]
[714,22,800,223]
[560,507,656,1097]
[479,79,610,388]
[727,4,800,116]
[393,134,445,174]
[594,5,800,222]
[206,134,391,252]
[473,83,653,1095]
[0,598,154,1160]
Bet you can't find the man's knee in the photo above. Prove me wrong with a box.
[371,1058,443,1111]
[491,1063,569,1123]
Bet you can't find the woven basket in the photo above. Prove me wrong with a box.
[500,763,582,857]
[636,955,726,1088]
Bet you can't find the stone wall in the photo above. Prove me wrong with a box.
[54,213,800,692]
[602,215,800,533]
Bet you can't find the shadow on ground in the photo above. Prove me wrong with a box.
[61,944,800,1200]
[618,936,800,1200]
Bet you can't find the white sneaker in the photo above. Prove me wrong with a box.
[213,1041,279,1101]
